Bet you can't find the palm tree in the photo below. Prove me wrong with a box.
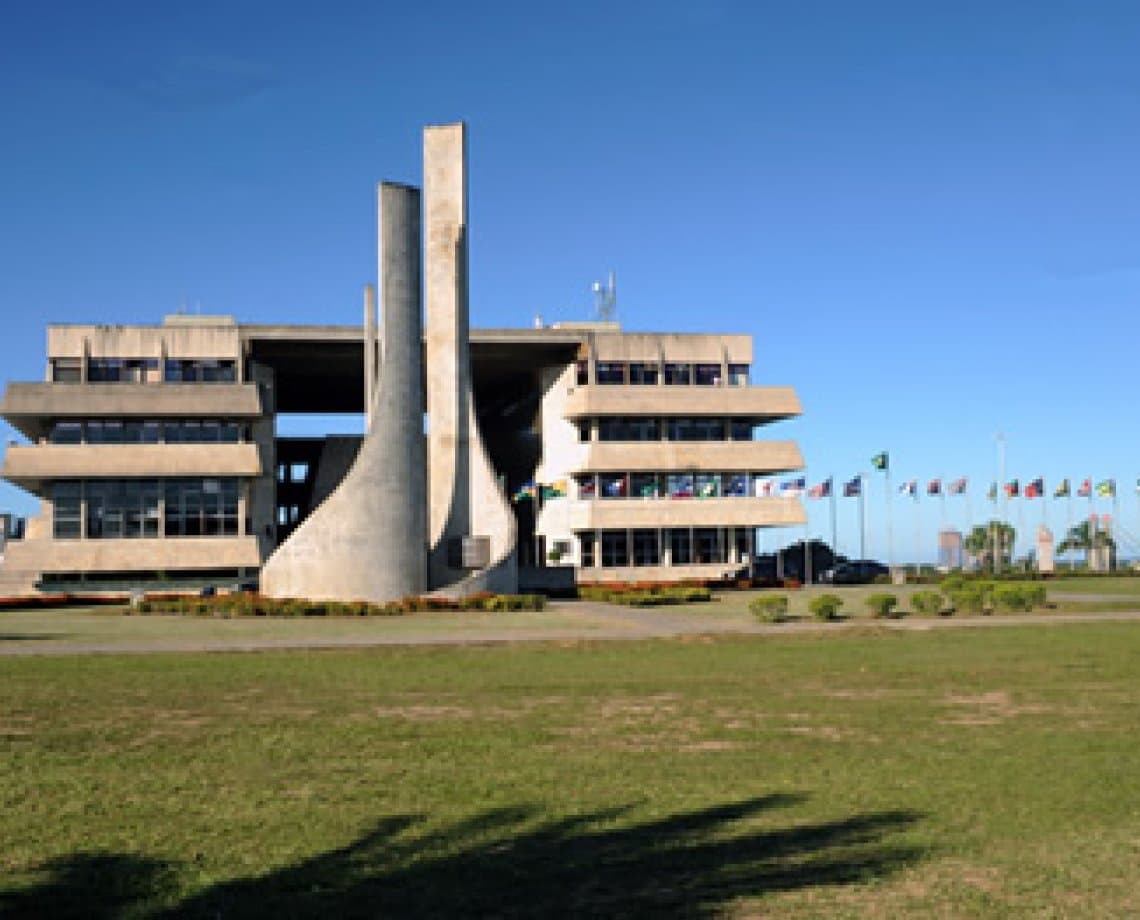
[1057,520,1115,567]
[963,521,1015,571]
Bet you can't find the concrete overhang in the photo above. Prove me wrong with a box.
[567,496,806,529]
[563,385,801,420]
[2,443,263,495]
[0,383,262,440]
[16,535,262,575]
[575,440,804,474]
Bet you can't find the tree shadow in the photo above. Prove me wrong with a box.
[3,795,926,918]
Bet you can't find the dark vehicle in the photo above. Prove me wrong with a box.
[823,560,889,585]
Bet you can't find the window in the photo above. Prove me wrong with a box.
[630,473,659,499]
[695,363,722,386]
[577,421,592,442]
[164,359,236,383]
[51,358,82,383]
[49,422,83,444]
[730,419,754,441]
[52,481,82,539]
[664,363,691,385]
[595,362,626,385]
[667,474,694,499]
[600,530,629,566]
[578,532,595,567]
[87,480,159,539]
[601,475,628,499]
[728,364,750,386]
[695,528,724,564]
[735,528,752,562]
[629,362,659,385]
[668,528,692,565]
[87,358,158,383]
[575,474,597,498]
[695,474,721,498]
[629,418,659,441]
[165,478,240,537]
[289,463,309,483]
[724,474,749,497]
[632,529,660,566]
[576,360,589,385]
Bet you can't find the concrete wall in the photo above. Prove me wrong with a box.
[259,182,427,601]
[2,443,262,487]
[568,496,806,530]
[562,385,800,419]
[0,534,261,575]
[575,441,803,473]
[47,318,242,364]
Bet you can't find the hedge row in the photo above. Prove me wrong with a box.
[578,584,713,606]
[133,592,546,617]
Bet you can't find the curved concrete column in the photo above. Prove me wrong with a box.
[260,183,426,601]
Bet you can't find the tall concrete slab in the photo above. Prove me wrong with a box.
[260,182,426,601]
[425,122,516,593]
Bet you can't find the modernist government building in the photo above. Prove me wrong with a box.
[0,124,805,601]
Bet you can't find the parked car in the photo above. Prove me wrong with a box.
[822,560,889,585]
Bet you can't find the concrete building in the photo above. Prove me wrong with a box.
[937,529,963,571]
[0,123,804,600]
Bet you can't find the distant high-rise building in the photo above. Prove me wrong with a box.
[938,529,963,570]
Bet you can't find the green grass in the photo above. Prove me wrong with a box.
[3,624,1140,916]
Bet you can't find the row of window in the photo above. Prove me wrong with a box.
[51,357,238,384]
[575,472,774,499]
[578,527,752,567]
[577,361,750,387]
[52,478,241,540]
[580,417,757,443]
[49,419,246,445]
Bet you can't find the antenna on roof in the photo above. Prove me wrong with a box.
[591,271,617,323]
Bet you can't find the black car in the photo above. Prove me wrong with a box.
[824,560,889,585]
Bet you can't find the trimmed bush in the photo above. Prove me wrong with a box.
[910,590,945,616]
[946,586,987,615]
[809,594,843,621]
[749,594,790,623]
[865,593,900,618]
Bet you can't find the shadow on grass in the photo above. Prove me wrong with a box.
[0,633,70,641]
[2,796,925,918]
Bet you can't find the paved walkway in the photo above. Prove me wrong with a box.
[2,602,1139,657]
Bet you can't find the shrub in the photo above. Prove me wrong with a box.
[940,575,967,593]
[946,586,987,615]
[809,594,843,621]
[992,584,1042,613]
[865,593,900,618]
[749,594,789,623]
[910,590,945,616]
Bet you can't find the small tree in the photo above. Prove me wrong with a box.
[809,594,843,621]
[865,593,900,618]
[964,521,1016,572]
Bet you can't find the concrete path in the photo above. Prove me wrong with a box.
[2,602,1139,657]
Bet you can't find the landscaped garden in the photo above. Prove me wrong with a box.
[3,622,1140,916]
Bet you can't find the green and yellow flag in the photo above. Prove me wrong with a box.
[871,452,888,471]
[1054,478,1070,498]
[1096,479,1116,498]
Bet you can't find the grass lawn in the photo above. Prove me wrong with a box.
[3,624,1140,917]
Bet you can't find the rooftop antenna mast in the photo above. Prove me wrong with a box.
[592,271,617,323]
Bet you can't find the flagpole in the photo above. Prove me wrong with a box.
[995,433,1005,575]
[859,475,866,560]
[913,492,920,578]
[1113,488,1119,572]
[885,466,893,574]
[829,475,837,562]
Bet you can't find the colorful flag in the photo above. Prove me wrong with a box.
[725,474,748,497]
[808,478,832,499]
[871,452,889,471]
[698,478,718,498]
[512,481,536,502]
[948,477,967,495]
[843,476,862,497]
[541,480,568,499]
[927,478,942,496]
[1054,478,1070,498]
[899,479,917,497]
[1005,479,1019,498]
[1025,478,1044,499]
[780,477,806,497]
[1077,478,1092,498]
[1097,479,1116,498]
[603,476,627,498]
[754,477,775,497]
[987,482,997,502]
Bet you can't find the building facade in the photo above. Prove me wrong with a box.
[0,123,804,599]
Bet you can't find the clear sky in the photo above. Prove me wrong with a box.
[2,1,1138,561]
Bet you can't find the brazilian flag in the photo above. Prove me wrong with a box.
[871,452,888,471]
[1053,478,1070,498]
[1097,479,1116,498]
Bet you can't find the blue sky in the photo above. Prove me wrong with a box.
[2,1,1138,561]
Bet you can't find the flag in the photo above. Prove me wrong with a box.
[1025,478,1044,499]
[1005,479,1019,498]
[754,477,775,497]
[540,480,567,500]
[1077,478,1092,498]
[512,481,536,502]
[899,479,917,497]
[987,482,997,502]
[780,477,806,497]
[1097,479,1116,498]
[638,480,658,498]
[871,452,888,471]
[948,477,968,495]
[698,478,718,498]
[843,476,862,497]
[808,478,832,499]
[1054,478,1070,498]
[1136,478,1140,496]
[725,474,748,497]
[927,478,942,496]
[603,476,627,498]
